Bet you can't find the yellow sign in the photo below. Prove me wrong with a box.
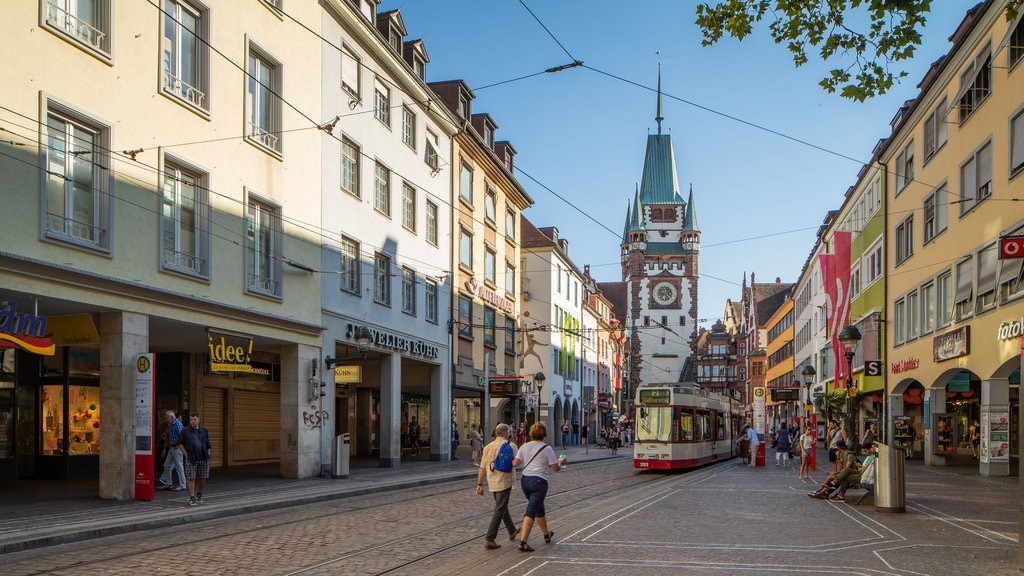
[47,314,100,346]
[334,365,361,384]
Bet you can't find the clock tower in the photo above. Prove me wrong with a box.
[620,69,700,390]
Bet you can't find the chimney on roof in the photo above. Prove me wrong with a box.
[776,277,781,284]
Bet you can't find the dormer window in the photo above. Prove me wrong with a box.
[388,25,402,53]
[458,95,469,120]
[483,125,494,148]
[413,55,426,80]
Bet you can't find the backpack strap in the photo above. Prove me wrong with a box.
[522,443,548,469]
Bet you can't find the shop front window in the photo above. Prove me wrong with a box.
[42,384,101,456]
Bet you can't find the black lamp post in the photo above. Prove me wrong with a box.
[801,364,817,470]
[838,325,862,446]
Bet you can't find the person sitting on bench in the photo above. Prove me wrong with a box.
[831,443,877,502]
[807,441,868,499]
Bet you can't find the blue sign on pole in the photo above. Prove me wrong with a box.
[923,397,931,430]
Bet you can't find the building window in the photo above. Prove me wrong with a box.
[922,97,947,163]
[401,267,416,315]
[505,316,515,355]
[374,77,390,126]
[484,248,496,285]
[246,197,281,297]
[506,209,516,242]
[906,289,919,341]
[976,244,998,312]
[246,46,281,153]
[459,161,473,204]
[1012,108,1024,179]
[43,106,112,251]
[485,188,496,223]
[849,262,861,300]
[413,54,426,80]
[1010,16,1024,69]
[937,270,953,327]
[341,137,360,198]
[373,253,391,305]
[895,140,914,194]
[401,106,416,149]
[424,129,439,172]
[43,0,111,57]
[921,281,935,334]
[959,141,993,217]
[341,43,360,99]
[922,182,948,244]
[894,298,906,345]
[958,48,992,124]
[457,94,469,120]
[425,279,438,323]
[458,296,473,339]
[895,216,914,265]
[161,158,209,277]
[459,229,472,269]
[388,24,402,53]
[865,242,883,285]
[402,183,416,232]
[505,262,515,296]
[161,0,207,110]
[954,257,974,320]
[483,306,496,347]
[425,201,438,246]
[374,162,391,217]
[340,236,360,294]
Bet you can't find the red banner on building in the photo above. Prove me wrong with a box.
[819,231,851,389]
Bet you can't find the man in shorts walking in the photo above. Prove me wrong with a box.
[180,413,212,506]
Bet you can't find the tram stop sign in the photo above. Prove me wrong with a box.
[1000,236,1024,259]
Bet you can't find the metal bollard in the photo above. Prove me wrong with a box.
[874,442,905,512]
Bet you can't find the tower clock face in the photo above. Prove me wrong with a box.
[653,281,677,306]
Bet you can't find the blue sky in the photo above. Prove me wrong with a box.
[380,1,969,326]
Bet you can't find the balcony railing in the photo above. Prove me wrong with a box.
[46,213,104,245]
[248,273,279,295]
[162,70,206,108]
[46,0,106,51]
[248,123,279,150]
[163,248,205,275]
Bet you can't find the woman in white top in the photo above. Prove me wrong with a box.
[799,428,814,480]
[512,421,567,552]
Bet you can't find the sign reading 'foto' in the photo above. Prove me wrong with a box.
[1000,236,1024,259]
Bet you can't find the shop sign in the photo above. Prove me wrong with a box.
[890,357,919,374]
[207,330,254,372]
[347,323,438,359]
[997,317,1024,341]
[464,277,514,315]
[0,300,55,355]
[933,326,970,362]
[334,365,361,384]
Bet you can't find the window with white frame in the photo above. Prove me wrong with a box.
[340,137,360,198]
[483,306,496,347]
[922,182,948,244]
[954,257,974,320]
[373,77,390,126]
[340,236,359,294]
[976,243,998,312]
[906,289,919,341]
[937,270,953,327]
[865,242,883,285]
[402,106,416,149]
[459,161,473,204]
[485,188,496,223]
[246,196,282,297]
[1010,108,1024,178]
[401,183,415,232]
[958,47,992,124]
[921,281,935,334]
[424,129,439,172]
[341,43,360,99]
[1000,256,1024,303]
[895,140,914,193]
[374,252,391,305]
[505,209,516,242]
[246,46,281,153]
[413,54,426,80]
[894,298,906,344]
[505,262,515,296]
[161,158,209,277]
[1011,16,1024,69]
[425,279,438,323]
[374,162,391,217]
[401,267,416,315]
[922,97,947,163]
[43,106,112,251]
[43,0,111,56]
[425,201,438,246]
[459,228,472,269]
[161,0,207,111]
[868,173,882,214]
[895,216,914,265]
[484,248,495,285]
[959,141,993,216]
[849,262,861,300]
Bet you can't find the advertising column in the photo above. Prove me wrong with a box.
[753,387,766,466]
[134,354,155,501]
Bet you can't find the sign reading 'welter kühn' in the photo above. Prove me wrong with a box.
[347,324,438,358]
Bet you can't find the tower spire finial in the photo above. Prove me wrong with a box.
[655,59,664,135]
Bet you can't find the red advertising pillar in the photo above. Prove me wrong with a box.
[134,354,156,501]
[755,440,766,466]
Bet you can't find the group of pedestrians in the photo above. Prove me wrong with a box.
[475,421,567,552]
[806,440,876,502]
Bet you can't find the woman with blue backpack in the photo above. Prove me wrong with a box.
[475,423,519,550]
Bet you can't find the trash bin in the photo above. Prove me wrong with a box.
[874,442,905,513]
[332,433,350,479]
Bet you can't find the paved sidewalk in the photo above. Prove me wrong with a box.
[0,444,615,554]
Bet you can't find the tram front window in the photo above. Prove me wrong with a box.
[637,406,677,442]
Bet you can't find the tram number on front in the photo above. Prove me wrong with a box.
[638,389,671,405]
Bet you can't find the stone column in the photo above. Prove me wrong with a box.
[99,311,148,500]
[280,343,322,479]
[980,377,1010,477]
[379,353,400,467]
[429,361,449,461]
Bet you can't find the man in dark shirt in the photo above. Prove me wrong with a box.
[180,413,212,506]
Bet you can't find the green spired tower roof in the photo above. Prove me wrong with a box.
[638,67,684,206]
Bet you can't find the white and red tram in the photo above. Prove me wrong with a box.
[633,383,741,470]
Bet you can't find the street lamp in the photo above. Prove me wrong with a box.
[802,364,817,471]
[534,371,546,413]
[838,324,862,446]
[324,326,373,367]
